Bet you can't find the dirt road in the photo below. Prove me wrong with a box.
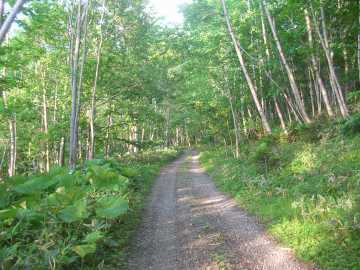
[129,152,316,270]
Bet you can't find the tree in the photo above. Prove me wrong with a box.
[0,0,27,44]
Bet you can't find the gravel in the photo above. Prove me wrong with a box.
[128,152,318,270]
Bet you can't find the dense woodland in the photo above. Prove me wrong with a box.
[0,0,360,269]
[0,0,358,176]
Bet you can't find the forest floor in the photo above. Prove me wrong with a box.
[128,151,317,270]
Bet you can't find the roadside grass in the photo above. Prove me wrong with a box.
[200,120,360,270]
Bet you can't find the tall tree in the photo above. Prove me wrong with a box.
[0,0,27,44]
[69,0,89,170]
[220,0,272,134]
[262,1,311,124]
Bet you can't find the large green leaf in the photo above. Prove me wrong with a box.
[83,231,104,243]
[14,176,58,194]
[46,187,87,208]
[55,171,86,188]
[72,244,96,258]
[59,199,88,223]
[87,165,128,191]
[16,209,43,222]
[0,208,17,221]
[95,197,128,219]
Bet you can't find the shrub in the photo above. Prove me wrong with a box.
[341,113,360,136]
[250,136,280,173]
[0,159,131,269]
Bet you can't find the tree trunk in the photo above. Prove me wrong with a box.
[41,69,50,172]
[58,137,65,167]
[88,0,105,160]
[2,91,16,177]
[274,98,287,133]
[220,0,272,134]
[9,117,16,177]
[310,4,349,117]
[69,0,88,170]
[304,8,334,117]
[105,114,112,159]
[263,1,311,124]
[0,0,27,44]
[284,93,302,123]
[260,6,286,132]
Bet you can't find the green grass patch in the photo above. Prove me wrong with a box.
[200,124,360,270]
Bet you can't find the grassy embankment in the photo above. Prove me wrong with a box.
[0,149,180,269]
[200,116,360,270]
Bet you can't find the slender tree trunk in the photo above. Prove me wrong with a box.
[9,117,16,177]
[88,0,105,160]
[52,84,60,164]
[43,89,50,172]
[304,8,334,117]
[2,91,16,177]
[274,98,287,133]
[0,0,27,45]
[309,69,316,117]
[175,127,179,146]
[58,137,65,167]
[133,125,138,153]
[42,71,50,172]
[284,93,302,123]
[141,127,145,142]
[263,1,311,123]
[310,4,349,117]
[260,7,286,132]
[105,114,112,159]
[69,0,88,170]
[220,0,271,134]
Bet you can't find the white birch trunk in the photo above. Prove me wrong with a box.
[304,8,334,117]
[88,0,105,160]
[0,0,27,44]
[221,0,272,134]
[263,1,311,123]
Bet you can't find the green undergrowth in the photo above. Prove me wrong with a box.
[200,119,360,270]
[0,148,180,270]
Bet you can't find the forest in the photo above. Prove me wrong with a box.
[0,0,359,269]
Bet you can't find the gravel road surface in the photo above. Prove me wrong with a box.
[129,152,317,270]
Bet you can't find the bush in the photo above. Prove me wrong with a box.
[0,160,130,269]
[341,113,360,136]
[0,149,180,269]
[250,136,280,172]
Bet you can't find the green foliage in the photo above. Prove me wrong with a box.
[95,197,128,219]
[0,149,179,269]
[72,244,97,258]
[59,199,89,223]
[341,113,360,136]
[250,136,280,173]
[200,125,360,270]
